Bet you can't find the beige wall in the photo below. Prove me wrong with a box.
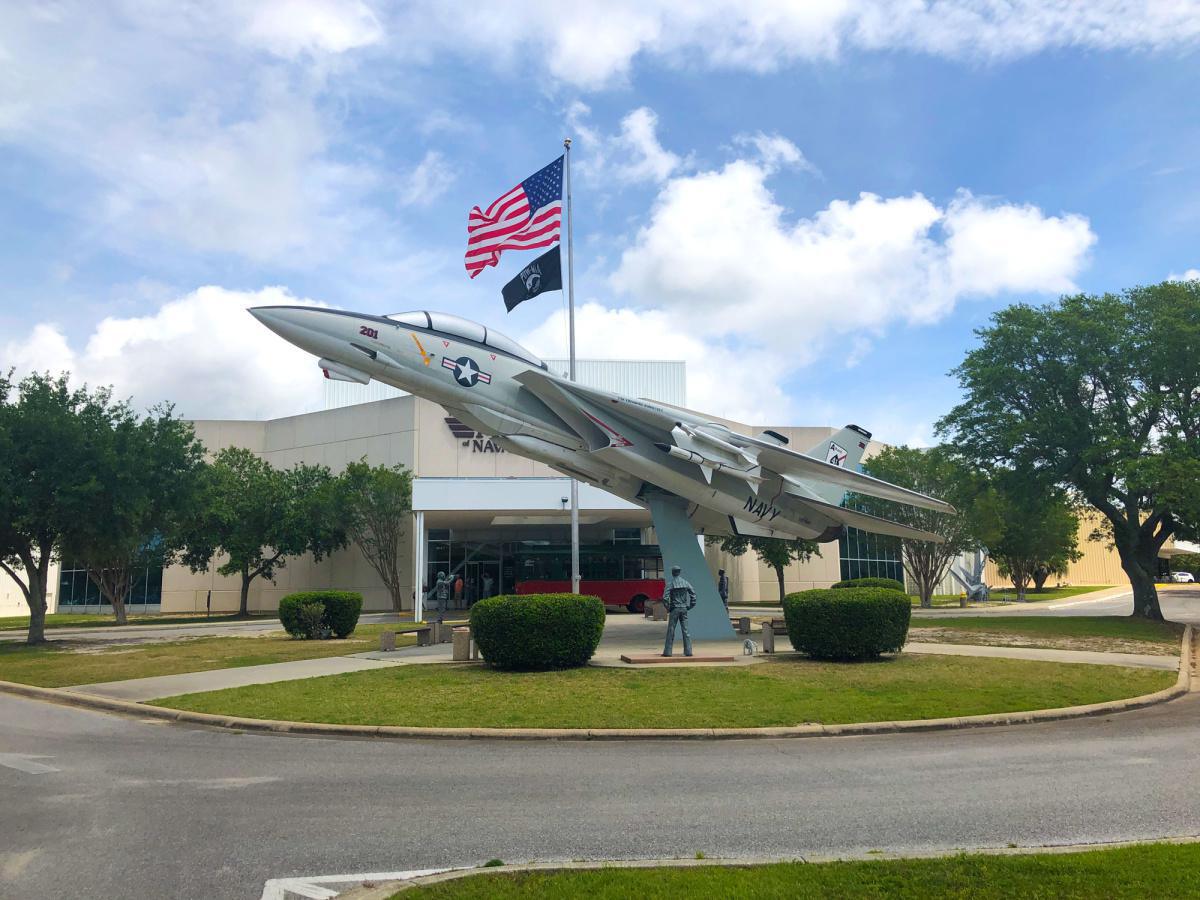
[0,574,36,617]
[983,509,1131,589]
[164,397,421,614]
[704,542,845,603]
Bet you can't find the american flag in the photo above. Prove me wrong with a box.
[465,156,562,279]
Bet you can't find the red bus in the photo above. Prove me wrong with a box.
[512,543,664,614]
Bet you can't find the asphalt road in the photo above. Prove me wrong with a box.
[3,690,1200,899]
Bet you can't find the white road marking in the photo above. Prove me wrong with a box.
[260,868,454,900]
[0,753,59,775]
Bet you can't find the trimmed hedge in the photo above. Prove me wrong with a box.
[782,587,910,661]
[470,593,605,671]
[279,591,364,639]
[831,576,906,593]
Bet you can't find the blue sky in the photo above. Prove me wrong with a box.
[2,2,1198,444]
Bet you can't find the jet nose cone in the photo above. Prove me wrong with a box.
[248,305,294,332]
[248,305,332,354]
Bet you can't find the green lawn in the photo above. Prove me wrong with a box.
[155,655,1173,728]
[0,612,269,631]
[400,842,1200,899]
[909,616,1184,653]
[739,585,1111,610]
[982,584,1114,602]
[0,623,421,687]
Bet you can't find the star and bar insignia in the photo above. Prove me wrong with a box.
[442,355,492,387]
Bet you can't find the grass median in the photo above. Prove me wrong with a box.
[0,612,265,631]
[154,655,1175,729]
[0,623,422,688]
[398,842,1200,899]
[909,616,1184,655]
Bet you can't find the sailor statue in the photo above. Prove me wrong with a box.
[661,565,697,657]
[432,571,450,624]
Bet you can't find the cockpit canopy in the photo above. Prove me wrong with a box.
[386,310,546,368]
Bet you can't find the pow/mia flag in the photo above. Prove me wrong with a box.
[501,245,562,312]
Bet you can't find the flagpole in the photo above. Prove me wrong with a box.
[564,138,581,595]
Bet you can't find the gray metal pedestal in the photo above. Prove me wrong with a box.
[646,493,734,641]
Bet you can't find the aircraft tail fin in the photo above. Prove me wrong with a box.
[802,425,872,505]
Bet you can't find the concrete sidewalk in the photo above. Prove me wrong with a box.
[64,655,415,702]
[904,642,1178,670]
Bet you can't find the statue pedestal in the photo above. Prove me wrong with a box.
[619,654,736,664]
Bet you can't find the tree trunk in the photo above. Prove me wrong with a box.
[1126,560,1164,621]
[1111,525,1165,621]
[775,565,786,606]
[112,595,128,625]
[239,569,252,617]
[21,550,51,646]
[919,577,933,608]
[1033,566,1050,592]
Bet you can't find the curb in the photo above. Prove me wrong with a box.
[347,834,1200,898]
[0,625,1190,742]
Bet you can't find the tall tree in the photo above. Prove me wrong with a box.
[857,445,994,608]
[986,469,1082,601]
[337,460,413,613]
[708,535,819,604]
[62,406,206,624]
[938,281,1200,620]
[0,373,126,644]
[180,448,347,616]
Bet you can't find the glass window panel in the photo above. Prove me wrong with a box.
[428,312,486,343]
[385,311,428,327]
[484,329,545,367]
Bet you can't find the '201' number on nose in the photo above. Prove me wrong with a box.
[359,326,379,339]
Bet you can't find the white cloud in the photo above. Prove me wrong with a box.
[398,150,456,207]
[1,287,327,420]
[396,1,1200,88]
[612,156,1096,355]
[238,0,384,57]
[0,2,388,264]
[733,132,817,174]
[568,103,685,185]
[91,97,378,261]
[1168,268,1200,280]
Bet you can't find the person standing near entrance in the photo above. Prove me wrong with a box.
[482,572,495,598]
[433,572,450,624]
[717,569,730,610]
[661,565,697,657]
[453,575,464,608]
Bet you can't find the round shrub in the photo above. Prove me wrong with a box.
[279,591,363,639]
[782,588,910,661]
[831,576,906,593]
[470,593,605,671]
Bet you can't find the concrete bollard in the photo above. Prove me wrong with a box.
[760,622,775,654]
[379,630,397,652]
[452,627,471,661]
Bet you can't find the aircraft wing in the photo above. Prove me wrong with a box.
[514,369,954,514]
[788,494,947,542]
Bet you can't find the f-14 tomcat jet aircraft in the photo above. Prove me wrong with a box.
[251,305,951,636]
